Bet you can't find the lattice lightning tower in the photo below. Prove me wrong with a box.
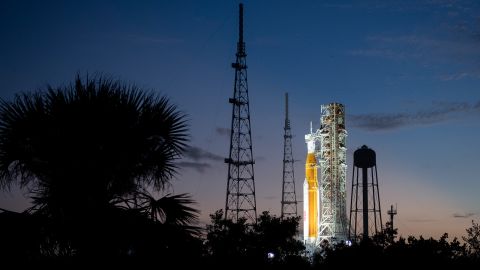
[224,3,257,224]
[317,103,348,243]
[281,93,298,218]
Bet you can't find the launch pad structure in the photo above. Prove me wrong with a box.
[304,103,348,246]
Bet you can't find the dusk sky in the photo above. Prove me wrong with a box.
[1,0,480,240]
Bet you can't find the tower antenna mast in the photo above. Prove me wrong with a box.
[224,3,257,223]
[281,93,298,218]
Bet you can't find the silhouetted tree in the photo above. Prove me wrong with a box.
[252,211,306,264]
[313,226,473,268]
[0,75,199,261]
[114,191,204,264]
[463,220,480,261]
[205,209,251,263]
[205,210,308,268]
[373,221,397,247]
[0,208,43,260]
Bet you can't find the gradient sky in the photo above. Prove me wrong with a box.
[1,0,480,240]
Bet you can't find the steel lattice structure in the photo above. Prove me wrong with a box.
[317,103,348,243]
[281,93,298,218]
[224,3,257,224]
[349,145,383,241]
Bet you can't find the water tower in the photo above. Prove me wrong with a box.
[349,145,383,241]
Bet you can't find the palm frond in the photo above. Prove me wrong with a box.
[0,92,46,189]
[0,74,189,196]
[135,192,199,226]
[0,75,195,256]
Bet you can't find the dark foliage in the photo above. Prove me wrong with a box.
[0,75,200,264]
[205,210,309,269]
[463,220,480,261]
[0,75,188,199]
[313,222,480,268]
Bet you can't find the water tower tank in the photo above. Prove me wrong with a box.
[353,145,376,168]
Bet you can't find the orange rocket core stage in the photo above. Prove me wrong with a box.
[305,152,318,238]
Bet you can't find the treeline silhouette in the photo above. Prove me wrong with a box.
[0,75,479,268]
[314,221,480,268]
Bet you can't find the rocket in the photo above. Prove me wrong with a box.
[304,128,319,243]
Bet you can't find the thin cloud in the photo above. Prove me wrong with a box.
[180,146,224,173]
[215,127,231,137]
[439,70,480,81]
[453,212,476,218]
[322,3,354,9]
[256,156,266,162]
[350,11,480,80]
[128,34,183,45]
[349,101,476,131]
[322,1,459,12]
[177,161,211,173]
[184,146,223,162]
[362,34,480,64]
[408,218,437,223]
[440,72,471,81]
[348,48,419,60]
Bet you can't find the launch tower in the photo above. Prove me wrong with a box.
[304,103,348,244]
[317,103,348,243]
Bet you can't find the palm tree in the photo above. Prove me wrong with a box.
[0,75,198,258]
[115,191,204,263]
